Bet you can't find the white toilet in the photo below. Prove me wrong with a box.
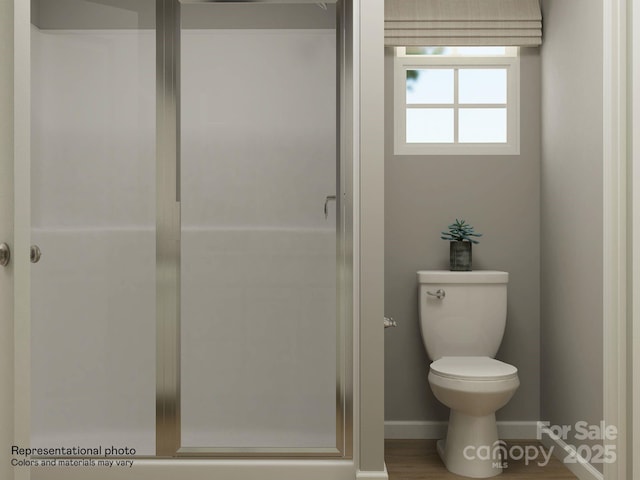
[417,270,519,478]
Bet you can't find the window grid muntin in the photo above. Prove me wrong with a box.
[453,68,459,143]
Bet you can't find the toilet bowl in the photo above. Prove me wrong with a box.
[428,356,519,478]
[417,271,519,478]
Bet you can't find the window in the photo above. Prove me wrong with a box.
[394,46,520,155]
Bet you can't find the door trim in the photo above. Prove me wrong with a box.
[630,0,640,478]
[13,0,31,478]
[603,0,629,478]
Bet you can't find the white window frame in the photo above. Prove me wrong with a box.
[394,47,520,156]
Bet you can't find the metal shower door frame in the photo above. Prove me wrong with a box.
[155,0,353,458]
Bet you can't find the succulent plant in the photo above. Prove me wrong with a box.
[441,219,482,244]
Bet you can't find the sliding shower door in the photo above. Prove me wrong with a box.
[30,0,158,455]
[176,1,347,455]
[28,0,350,462]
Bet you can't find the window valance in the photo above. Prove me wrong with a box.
[385,0,542,47]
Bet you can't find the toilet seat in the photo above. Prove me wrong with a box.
[430,356,518,381]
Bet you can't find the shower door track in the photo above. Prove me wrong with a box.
[154,0,353,459]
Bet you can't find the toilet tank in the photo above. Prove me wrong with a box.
[417,270,508,361]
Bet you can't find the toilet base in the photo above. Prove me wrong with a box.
[437,411,503,478]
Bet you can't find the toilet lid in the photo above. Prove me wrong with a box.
[430,356,518,381]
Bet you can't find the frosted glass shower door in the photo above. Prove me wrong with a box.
[179,2,339,451]
[30,0,157,455]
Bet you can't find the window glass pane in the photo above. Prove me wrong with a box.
[405,46,507,56]
[406,69,454,104]
[459,108,507,143]
[459,69,507,104]
[406,108,454,143]
[406,46,452,56]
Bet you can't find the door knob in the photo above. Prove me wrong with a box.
[0,243,10,267]
[30,245,42,264]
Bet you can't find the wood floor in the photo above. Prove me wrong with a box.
[385,440,578,479]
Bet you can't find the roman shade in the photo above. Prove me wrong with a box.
[385,0,542,47]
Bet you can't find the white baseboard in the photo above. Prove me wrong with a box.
[384,421,540,440]
[356,464,388,480]
[538,426,604,480]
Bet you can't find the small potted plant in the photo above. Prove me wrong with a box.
[441,219,482,271]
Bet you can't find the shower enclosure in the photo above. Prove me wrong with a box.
[24,0,358,475]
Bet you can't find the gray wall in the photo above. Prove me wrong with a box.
[0,1,13,478]
[384,49,541,423]
[540,0,603,466]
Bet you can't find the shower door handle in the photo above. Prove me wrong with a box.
[324,195,336,219]
[30,245,42,264]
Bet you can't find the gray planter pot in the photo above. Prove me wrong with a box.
[450,241,472,271]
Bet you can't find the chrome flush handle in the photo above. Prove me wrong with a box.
[426,289,446,300]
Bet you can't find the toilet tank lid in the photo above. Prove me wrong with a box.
[430,356,518,380]
[417,270,508,284]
